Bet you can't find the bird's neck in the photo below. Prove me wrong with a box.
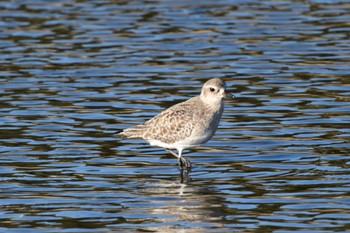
[200,95,224,113]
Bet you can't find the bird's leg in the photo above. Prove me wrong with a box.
[166,149,191,171]
[180,157,191,171]
[178,149,191,171]
[166,149,178,158]
[166,149,184,170]
[178,157,184,170]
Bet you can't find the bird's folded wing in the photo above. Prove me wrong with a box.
[142,108,196,144]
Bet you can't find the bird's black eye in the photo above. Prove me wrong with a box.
[210,87,215,92]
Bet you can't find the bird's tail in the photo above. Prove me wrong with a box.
[115,125,147,139]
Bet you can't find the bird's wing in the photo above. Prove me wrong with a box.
[118,97,202,142]
[143,106,197,144]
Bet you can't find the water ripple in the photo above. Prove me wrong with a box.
[0,0,349,232]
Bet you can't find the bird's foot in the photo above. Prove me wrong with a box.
[178,157,191,183]
[178,157,192,172]
[179,168,191,183]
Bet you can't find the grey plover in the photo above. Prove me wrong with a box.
[117,78,234,170]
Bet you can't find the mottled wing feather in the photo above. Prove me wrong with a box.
[117,97,203,143]
[143,107,196,144]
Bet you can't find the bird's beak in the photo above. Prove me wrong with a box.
[224,91,236,100]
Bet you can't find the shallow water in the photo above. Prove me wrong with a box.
[1,0,350,232]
